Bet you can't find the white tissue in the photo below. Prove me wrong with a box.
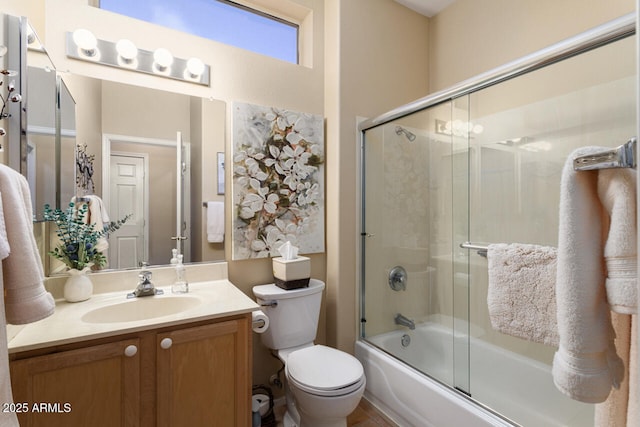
[278,241,299,260]
[252,310,269,334]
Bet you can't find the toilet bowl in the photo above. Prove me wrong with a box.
[283,344,365,427]
[252,280,366,427]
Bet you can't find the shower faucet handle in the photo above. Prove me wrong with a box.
[389,266,407,291]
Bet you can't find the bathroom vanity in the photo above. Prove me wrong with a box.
[7,275,258,427]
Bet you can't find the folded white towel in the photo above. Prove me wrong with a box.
[552,146,623,403]
[0,165,55,427]
[487,243,559,346]
[597,168,637,315]
[207,201,224,243]
[0,164,55,325]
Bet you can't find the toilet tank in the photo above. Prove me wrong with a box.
[253,279,325,350]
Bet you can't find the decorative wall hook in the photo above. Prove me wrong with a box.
[76,144,95,195]
[0,68,22,136]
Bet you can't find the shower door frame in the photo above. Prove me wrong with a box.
[358,13,634,135]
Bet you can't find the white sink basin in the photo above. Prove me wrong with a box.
[81,295,202,324]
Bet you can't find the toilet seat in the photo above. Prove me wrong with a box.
[286,345,365,397]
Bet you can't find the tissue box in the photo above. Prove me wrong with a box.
[273,256,310,290]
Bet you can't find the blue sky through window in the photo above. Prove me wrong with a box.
[99,0,298,64]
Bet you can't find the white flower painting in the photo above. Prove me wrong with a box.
[232,102,325,260]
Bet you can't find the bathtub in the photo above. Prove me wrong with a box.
[355,322,594,427]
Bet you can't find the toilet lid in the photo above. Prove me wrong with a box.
[286,345,364,395]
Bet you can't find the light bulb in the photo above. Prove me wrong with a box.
[72,29,98,57]
[185,57,205,78]
[26,27,36,45]
[116,39,138,62]
[153,48,173,72]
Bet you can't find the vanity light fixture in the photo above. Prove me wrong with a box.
[72,29,99,59]
[435,119,484,137]
[115,39,138,68]
[153,47,174,74]
[66,31,210,86]
[26,23,45,52]
[26,26,36,45]
[186,57,205,78]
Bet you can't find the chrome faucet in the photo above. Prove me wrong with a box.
[394,313,415,330]
[127,262,164,298]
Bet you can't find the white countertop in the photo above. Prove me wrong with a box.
[8,280,260,354]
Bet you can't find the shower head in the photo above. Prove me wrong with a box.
[395,126,416,142]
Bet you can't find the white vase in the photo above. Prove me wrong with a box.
[64,268,93,302]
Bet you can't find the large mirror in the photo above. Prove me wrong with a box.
[57,74,226,272]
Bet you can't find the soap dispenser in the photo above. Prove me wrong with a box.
[172,254,189,294]
[170,248,178,265]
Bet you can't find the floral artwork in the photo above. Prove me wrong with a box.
[232,102,325,260]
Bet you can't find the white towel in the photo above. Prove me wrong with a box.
[72,195,110,253]
[487,243,559,346]
[86,195,110,253]
[0,165,55,427]
[597,168,637,315]
[0,164,55,324]
[0,264,18,427]
[552,146,623,404]
[594,313,637,427]
[206,201,224,243]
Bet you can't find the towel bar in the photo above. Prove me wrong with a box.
[573,137,636,171]
[460,242,488,257]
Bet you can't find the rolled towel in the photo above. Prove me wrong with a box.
[487,243,559,347]
[597,168,637,315]
[553,146,623,403]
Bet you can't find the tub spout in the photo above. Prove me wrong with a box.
[395,313,415,330]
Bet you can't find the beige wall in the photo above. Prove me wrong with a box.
[428,0,636,92]
[324,0,430,353]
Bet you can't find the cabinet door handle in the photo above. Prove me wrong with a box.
[124,345,138,357]
[160,337,173,349]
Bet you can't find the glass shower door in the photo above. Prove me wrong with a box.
[361,100,472,391]
[463,34,636,426]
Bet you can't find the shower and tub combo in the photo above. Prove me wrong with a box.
[356,14,636,427]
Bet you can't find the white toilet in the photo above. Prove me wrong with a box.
[253,279,365,427]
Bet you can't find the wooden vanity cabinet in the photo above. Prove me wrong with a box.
[156,318,251,427]
[9,314,252,427]
[10,338,141,427]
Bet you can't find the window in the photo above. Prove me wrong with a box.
[99,0,299,64]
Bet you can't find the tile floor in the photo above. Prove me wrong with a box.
[274,398,396,427]
[347,399,397,427]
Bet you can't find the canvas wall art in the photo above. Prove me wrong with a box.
[232,102,325,260]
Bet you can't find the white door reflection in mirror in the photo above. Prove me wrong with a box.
[109,153,147,268]
[103,134,189,267]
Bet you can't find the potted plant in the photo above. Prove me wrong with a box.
[44,202,130,302]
